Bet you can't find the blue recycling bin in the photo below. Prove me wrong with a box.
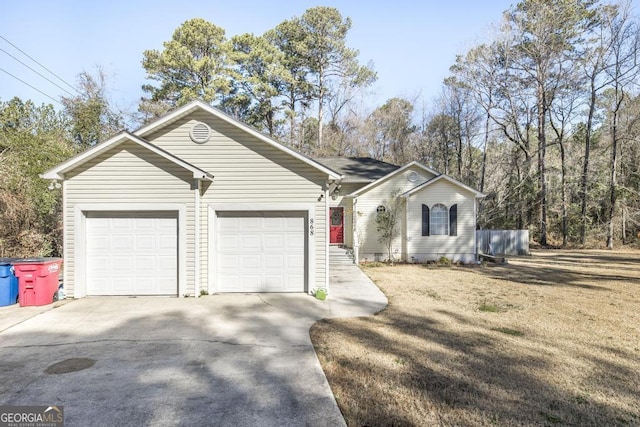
[0,258,19,306]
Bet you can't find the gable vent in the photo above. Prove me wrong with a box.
[190,122,211,144]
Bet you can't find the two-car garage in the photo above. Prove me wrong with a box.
[83,210,307,296]
[43,102,337,300]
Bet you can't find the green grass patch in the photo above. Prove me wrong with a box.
[491,327,524,336]
[478,301,502,312]
[362,262,386,268]
[540,411,563,424]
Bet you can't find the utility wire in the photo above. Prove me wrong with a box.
[0,47,76,97]
[0,34,79,95]
[0,68,63,105]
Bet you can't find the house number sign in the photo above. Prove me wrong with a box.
[309,218,314,236]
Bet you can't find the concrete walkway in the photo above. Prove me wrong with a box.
[0,265,386,426]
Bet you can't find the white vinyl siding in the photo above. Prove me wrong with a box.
[63,141,194,297]
[406,180,476,263]
[145,112,328,292]
[355,166,436,262]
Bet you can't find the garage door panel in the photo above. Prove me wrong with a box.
[264,276,284,289]
[264,254,284,268]
[218,235,239,251]
[239,235,260,250]
[113,236,133,250]
[158,255,176,269]
[87,235,109,250]
[136,277,157,293]
[219,254,240,269]
[264,235,284,249]
[135,255,155,270]
[242,255,261,269]
[243,275,261,287]
[286,234,304,249]
[135,218,154,228]
[90,278,109,294]
[240,217,261,229]
[135,236,155,250]
[113,277,135,293]
[86,212,178,296]
[217,211,306,293]
[288,254,304,268]
[264,217,284,230]
[159,235,176,249]
[112,219,132,230]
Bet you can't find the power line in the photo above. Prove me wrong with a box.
[0,68,63,105]
[0,47,76,97]
[0,34,79,95]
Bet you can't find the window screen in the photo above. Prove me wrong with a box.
[430,204,449,235]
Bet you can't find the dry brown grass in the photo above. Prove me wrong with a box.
[311,250,640,426]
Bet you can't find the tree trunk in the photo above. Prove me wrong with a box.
[606,94,621,249]
[289,88,296,148]
[622,206,627,244]
[456,120,463,179]
[537,82,548,247]
[480,111,490,193]
[559,138,568,247]
[580,79,597,245]
[317,68,324,151]
[465,119,474,184]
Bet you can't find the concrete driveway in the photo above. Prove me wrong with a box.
[0,265,386,426]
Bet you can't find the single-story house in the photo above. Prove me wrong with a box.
[317,157,485,264]
[42,100,484,299]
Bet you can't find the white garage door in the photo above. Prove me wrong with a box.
[86,211,178,296]
[217,211,306,292]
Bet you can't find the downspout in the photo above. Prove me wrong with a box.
[474,197,478,262]
[404,195,409,262]
[324,185,330,293]
[352,197,358,263]
[194,179,200,298]
[62,179,68,294]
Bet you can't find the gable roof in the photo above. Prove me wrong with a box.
[314,157,399,183]
[348,161,440,197]
[134,100,342,181]
[41,132,214,181]
[401,174,485,198]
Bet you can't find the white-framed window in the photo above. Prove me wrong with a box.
[430,204,449,235]
[422,203,457,237]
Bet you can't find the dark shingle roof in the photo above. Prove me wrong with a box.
[314,157,400,183]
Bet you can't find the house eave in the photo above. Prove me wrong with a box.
[348,161,440,197]
[41,131,213,183]
[402,174,486,198]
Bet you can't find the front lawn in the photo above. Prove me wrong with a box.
[311,250,640,426]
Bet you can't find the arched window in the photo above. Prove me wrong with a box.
[430,204,449,235]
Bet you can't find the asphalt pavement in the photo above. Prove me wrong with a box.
[0,264,387,426]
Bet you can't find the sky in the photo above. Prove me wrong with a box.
[0,0,518,115]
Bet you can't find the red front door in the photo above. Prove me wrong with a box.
[329,207,344,244]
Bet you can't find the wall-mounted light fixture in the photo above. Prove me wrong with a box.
[330,184,341,200]
[47,180,61,190]
[318,194,324,202]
